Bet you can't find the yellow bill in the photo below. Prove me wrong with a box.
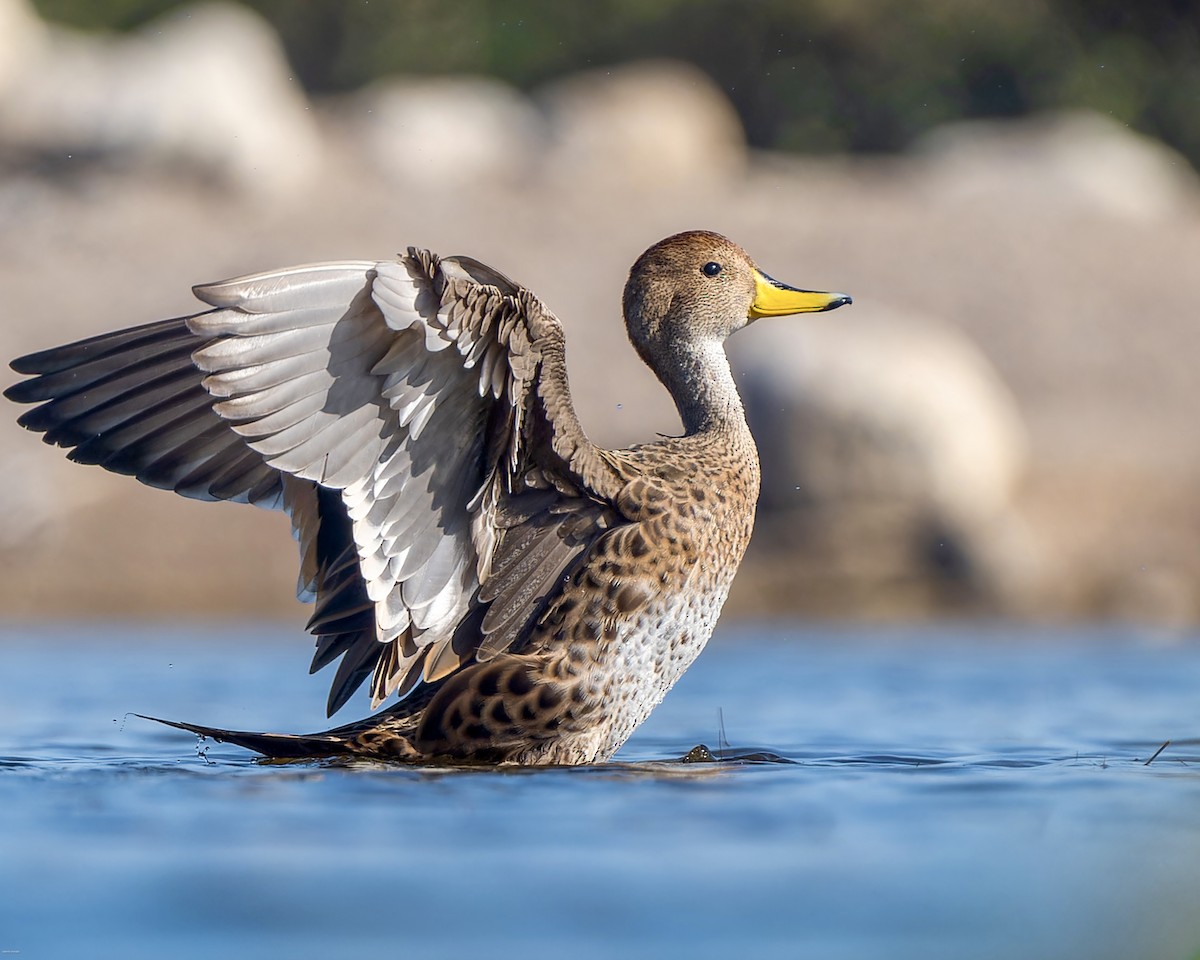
[749,270,852,318]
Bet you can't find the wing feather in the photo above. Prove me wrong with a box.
[193,261,377,313]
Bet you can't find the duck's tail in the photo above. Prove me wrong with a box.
[136,714,421,761]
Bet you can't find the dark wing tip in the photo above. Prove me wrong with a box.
[5,346,69,402]
[10,345,64,377]
[5,377,39,405]
[325,641,379,717]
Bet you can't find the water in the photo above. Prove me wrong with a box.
[2,621,1199,960]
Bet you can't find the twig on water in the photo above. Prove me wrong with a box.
[1144,740,1171,766]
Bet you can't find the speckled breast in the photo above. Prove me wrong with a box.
[534,433,761,763]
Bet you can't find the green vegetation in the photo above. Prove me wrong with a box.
[31,0,1200,167]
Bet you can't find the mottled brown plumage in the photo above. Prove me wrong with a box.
[6,231,850,765]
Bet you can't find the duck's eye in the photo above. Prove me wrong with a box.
[702,262,722,277]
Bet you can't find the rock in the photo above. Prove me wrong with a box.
[730,305,1035,609]
[911,110,1200,222]
[339,76,546,190]
[0,2,322,198]
[536,59,746,189]
[732,306,1027,524]
[0,0,46,95]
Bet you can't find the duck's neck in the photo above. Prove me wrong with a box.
[661,339,750,438]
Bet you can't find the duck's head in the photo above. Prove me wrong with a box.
[622,230,851,367]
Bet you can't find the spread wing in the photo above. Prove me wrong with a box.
[6,249,628,715]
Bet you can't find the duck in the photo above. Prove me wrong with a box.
[5,230,851,765]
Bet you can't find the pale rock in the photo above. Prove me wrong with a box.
[536,60,746,189]
[912,110,1199,222]
[733,306,1027,522]
[731,305,1034,604]
[342,76,545,189]
[0,0,47,95]
[0,2,322,198]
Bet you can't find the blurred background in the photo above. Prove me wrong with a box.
[1,0,1197,627]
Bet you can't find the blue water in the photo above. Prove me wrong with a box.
[2,621,1199,960]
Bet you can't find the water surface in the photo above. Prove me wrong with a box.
[2,621,1199,959]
